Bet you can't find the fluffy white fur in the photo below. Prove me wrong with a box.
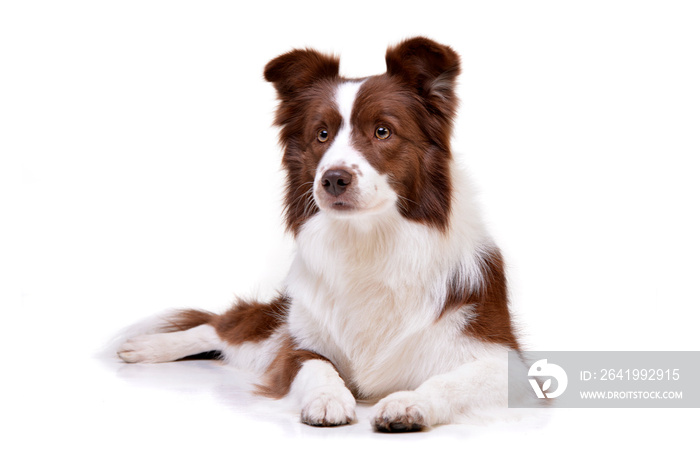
[290,359,357,427]
[117,326,213,363]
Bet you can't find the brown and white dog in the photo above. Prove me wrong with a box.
[117,37,532,432]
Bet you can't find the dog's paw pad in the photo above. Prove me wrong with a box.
[372,391,430,433]
[301,391,356,427]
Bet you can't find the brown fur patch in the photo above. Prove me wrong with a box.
[214,295,290,345]
[442,248,520,351]
[384,37,461,150]
[264,48,340,100]
[350,73,454,230]
[264,49,342,235]
[256,334,331,399]
[160,309,218,332]
[373,37,460,230]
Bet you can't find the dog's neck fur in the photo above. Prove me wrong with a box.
[292,160,491,286]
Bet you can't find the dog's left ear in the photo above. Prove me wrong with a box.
[264,48,340,99]
[385,37,461,119]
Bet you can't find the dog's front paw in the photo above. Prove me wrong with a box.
[372,391,431,433]
[300,388,356,427]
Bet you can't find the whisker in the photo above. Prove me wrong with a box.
[396,194,418,206]
[396,194,418,213]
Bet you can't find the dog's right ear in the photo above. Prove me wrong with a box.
[264,49,340,98]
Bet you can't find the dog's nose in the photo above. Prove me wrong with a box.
[321,169,353,197]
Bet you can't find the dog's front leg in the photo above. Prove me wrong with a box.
[371,349,521,432]
[288,359,357,427]
[259,343,356,427]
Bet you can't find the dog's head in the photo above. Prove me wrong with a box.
[265,37,461,235]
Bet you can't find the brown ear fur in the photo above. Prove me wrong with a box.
[385,37,461,121]
[264,49,340,98]
[382,37,461,230]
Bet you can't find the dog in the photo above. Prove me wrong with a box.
[117,37,533,432]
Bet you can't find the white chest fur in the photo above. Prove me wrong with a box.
[285,206,493,400]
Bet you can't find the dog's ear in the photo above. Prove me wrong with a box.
[264,49,340,98]
[385,37,461,118]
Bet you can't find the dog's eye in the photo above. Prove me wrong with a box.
[317,129,329,143]
[375,126,391,140]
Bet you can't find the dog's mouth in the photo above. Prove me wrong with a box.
[314,187,359,213]
[315,188,394,216]
[330,201,355,211]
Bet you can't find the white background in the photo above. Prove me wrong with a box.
[2,0,699,464]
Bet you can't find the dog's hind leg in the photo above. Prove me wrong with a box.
[117,325,221,363]
[117,295,290,367]
[117,310,221,363]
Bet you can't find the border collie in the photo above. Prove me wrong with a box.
[117,37,532,432]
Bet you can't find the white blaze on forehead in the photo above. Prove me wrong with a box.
[314,78,397,216]
[318,80,364,171]
[335,80,364,126]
